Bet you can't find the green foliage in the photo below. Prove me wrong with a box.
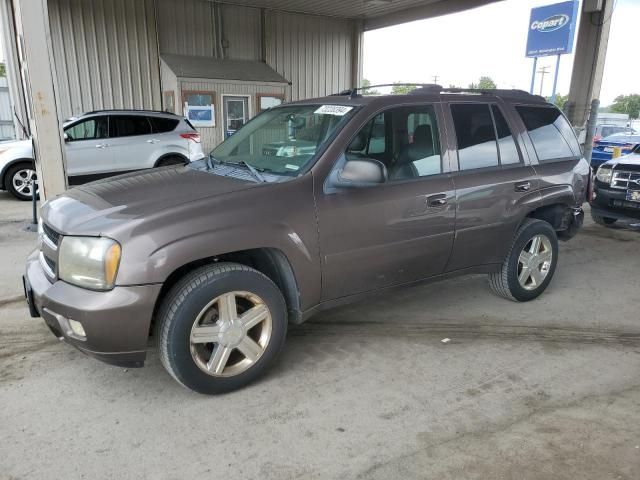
[361,78,379,96]
[469,76,497,90]
[391,82,415,95]
[609,94,640,119]
[0,63,6,77]
[546,93,569,112]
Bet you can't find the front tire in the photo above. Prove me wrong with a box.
[156,263,287,394]
[591,213,617,226]
[489,219,558,302]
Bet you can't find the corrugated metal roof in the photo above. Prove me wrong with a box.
[214,0,501,29]
[162,54,290,83]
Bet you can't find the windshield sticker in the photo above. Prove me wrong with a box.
[314,105,353,116]
[285,164,300,171]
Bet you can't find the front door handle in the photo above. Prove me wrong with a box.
[427,194,447,207]
[514,181,531,192]
[95,144,109,149]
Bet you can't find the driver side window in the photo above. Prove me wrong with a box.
[65,117,108,142]
[346,105,442,181]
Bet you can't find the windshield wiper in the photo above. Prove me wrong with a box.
[206,153,216,171]
[236,160,266,183]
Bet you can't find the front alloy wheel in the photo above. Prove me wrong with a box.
[157,263,287,394]
[6,163,38,201]
[189,291,272,377]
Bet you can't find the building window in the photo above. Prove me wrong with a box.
[163,91,175,114]
[257,94,284,113]
[183,91,216,127]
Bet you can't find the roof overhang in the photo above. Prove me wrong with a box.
[162,54,290,83]
[215,0,502,30]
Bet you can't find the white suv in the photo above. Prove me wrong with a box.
[0,110,205,200]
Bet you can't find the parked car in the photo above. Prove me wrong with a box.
[591,133,640,169]
[590,146,640,226]
[593,124,636,143]
[0,110,204,200]
[24,87,589,393]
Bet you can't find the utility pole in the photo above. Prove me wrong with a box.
[537,66,550,96]
[432,75,439,85]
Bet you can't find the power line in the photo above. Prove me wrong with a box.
[537,66,550,96]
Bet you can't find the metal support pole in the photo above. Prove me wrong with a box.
[583,99,599,164]
[551,54,561,104]
[529,57,538,94]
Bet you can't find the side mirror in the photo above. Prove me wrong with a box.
[63,133,69,142]
[329,158,387,188]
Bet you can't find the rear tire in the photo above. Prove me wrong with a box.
[489,219,558,302]
[156,262,287,394]
[591,213,617,226]
[156,156,186,167]
[5,162,38,201]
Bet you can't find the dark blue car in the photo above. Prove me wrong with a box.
[591,133,640,169]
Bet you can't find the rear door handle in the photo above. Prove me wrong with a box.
[146,139,160,144]
[514,181,531,192]
[427,194,448,207]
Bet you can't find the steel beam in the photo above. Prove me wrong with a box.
[11,0,67,200]
[565,0,614,127]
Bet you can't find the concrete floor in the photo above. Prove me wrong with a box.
[1,193,639,479]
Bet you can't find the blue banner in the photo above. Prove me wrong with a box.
[526,1,579,58]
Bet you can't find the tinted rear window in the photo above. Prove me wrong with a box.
[516,106,581,161]
[150,117,179,133]
[451,103,499,171]
[110,115,152,137]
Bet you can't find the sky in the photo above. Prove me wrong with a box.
[363,0,639,106]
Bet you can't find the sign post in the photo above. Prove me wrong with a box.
[525,1,579,102]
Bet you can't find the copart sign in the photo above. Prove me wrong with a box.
[525,1,578,58]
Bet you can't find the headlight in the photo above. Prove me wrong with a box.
[58,237,121,290]
[595,166,612,184]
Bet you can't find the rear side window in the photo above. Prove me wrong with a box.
[110,115,152,138]
[516,106,580,161]
[150,117,179,133]
[451,103,498,170]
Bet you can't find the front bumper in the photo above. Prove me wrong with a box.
[591,184,640,221]
[24,249,162,367]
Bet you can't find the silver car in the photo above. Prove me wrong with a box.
[0,110,205,200]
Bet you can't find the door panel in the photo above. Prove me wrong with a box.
[444,102,541,271]
[107,115,156,172]
[316,102,455,301]
[317,177,456,300]
[223,96,250,139]
[64,116,112,177]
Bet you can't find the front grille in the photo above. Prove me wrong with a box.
[43,254,56,272]
[611,170,640,190]
[42,222,61,247]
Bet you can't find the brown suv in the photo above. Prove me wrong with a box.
[24,86,589,393]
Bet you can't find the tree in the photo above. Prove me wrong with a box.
[610,94,640,119]
[469,76,497,90]
[546,93,569,112]
[391,82,415,95]
[361,78,379,95]
[0,63,6,77]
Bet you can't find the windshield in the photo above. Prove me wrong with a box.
[208,104,356,175]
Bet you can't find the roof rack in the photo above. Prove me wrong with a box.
[412,86,544,100]
[83,109,179,116]
[331,83,443,98]
[332,84,545,101]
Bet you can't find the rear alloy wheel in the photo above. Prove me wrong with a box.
[489,219,558,302]
[591,213,617,226]
[6,163,38,201]
[157,263,287,394]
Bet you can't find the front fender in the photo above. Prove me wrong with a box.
[112,175,322,310]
